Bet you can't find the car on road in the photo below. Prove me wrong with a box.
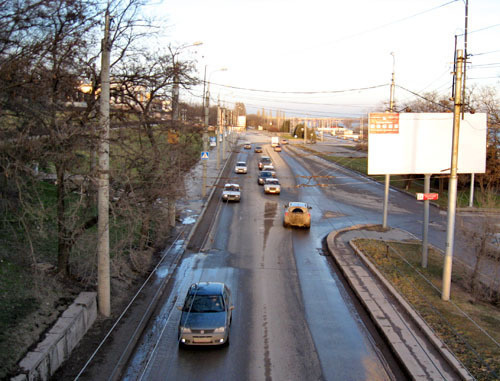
[274,144,282,152]
[263,178,281,194]
[221,183,241,202]
[243,142,252,149]
[254,146,263,153]
[283,202,311,228]
[262,164,275,172]
[257,170,275,185]
[258,156,272,170]
[234,161,247,174]
[177,282,234,346]
[281,139,288,145]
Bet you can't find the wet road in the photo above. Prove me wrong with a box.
[121,134,429,380]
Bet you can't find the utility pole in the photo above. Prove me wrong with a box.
[172,61,179,125]
[217,102,221,170]
[442,49,464,301]
[383,52,396,229]
[202,80,209,198]
[97,9,111,317]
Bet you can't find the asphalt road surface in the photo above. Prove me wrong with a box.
[120,133,426,381]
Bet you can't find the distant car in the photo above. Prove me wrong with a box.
[263,178,281,194]
[283,202,311,228]
[274,144,282,152]
[221,183,241,202]
[234,161,247,174]
[243,142,252,149]
[257,170,275,185]
[254,146,263,153]
[262,164,275,172]
[281,139,288,145]
[177,282,234,346]
[258,156,272,170]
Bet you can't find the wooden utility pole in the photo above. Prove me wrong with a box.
[98,10,111,317]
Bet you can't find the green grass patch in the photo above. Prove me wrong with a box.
[353,239,500,380]
[0,261,39,332]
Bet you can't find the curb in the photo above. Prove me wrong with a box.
[326,226,473,381]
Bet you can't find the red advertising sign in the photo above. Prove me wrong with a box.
[369,113,400,134]
[416,193,439,201]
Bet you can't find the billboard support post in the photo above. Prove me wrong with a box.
[422,174,431,268]
[442,50,464,301]
[469,173,475,207]
[382,175,390,228]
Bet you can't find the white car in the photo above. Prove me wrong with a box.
[221,183,241,202]
[234,161,247,174]
[264,178,281,194]
[262,164,275,172]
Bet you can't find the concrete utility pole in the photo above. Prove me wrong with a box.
[442,50,464,301]
[97,10,111,317]
[172,62,179,125]
[383,52,396,229]
[217,103,221,170]
[202,131,208,197]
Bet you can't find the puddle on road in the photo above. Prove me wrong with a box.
[263,201,278,249]
[322,210,345,219]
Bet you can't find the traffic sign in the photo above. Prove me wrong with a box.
[416,193,439,201]
[201,151,209,160]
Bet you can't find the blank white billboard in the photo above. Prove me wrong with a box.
[368,113,487,175]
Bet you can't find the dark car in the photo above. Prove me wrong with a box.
[258,156,272,170]
[178,282,234,346]
[258,170,275,185]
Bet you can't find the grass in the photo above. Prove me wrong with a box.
[353,239,500,380]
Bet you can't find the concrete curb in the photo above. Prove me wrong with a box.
[326,226,473,381]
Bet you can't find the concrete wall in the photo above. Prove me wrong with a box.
[12,292,97,381]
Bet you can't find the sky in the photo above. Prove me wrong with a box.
[147,0,500,118]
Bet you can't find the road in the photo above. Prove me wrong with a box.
[121,132,420,381]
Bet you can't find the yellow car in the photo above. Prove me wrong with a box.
[283,202,311,229]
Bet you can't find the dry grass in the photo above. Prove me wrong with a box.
[353,239,500,380]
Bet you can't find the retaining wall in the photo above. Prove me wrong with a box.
[12,292,97,381]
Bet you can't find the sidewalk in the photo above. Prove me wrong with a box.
[326,225,472,381]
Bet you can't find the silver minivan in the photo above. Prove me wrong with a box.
[178,282,234,346]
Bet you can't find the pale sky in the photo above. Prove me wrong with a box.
[148,0,500,117]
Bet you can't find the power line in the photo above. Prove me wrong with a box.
[207,82,388,95]
[457,22,500,36]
